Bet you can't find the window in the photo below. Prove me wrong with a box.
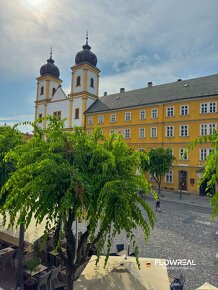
[76,76,81,86]
[138,148,144,152]
[179,148,188,160]
[180,125,188,136]
[38,113,42,119]
[88,116,93,125]
[110,129,115,135]
[124,129,131,139]
[124,112,131,121]
[166,107,174,117]
[180,105,189,115]
[139,110,146,120]
[52,88,56,95]
[200,123,216,136]
[98,115,104,124]
[201,102,217,113]
[166,126,174,137]
[90,78,94,88]
[40,86,44,95]
[200,149,213,161]
[165,171,173,183]
[150,127,157,138]
[110,114,116,123]
[139,128,145,138]
[53,111,61,120]
[75,108,79,119]
[151,108,158,119]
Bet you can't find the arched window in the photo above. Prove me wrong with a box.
[90,78,94,88]
[76,76,81,86]
[52,88,56,95]
[40,86,44,95]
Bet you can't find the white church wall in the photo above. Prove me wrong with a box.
[87,71,98,95]
[38,80,46,101]
[72,98,82,127]
[47,100,69,128]
[49,82,61,99]
[74,69,83,93]
[36,104,44,128]
[52,87,67,102]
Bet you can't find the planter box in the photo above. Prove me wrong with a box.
[24,278,38,290]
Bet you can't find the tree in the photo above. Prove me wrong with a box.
[0,125,24,204]
[188,130,218,218]
[1,118,156,290]
[141,147,175,196]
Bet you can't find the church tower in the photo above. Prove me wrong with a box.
[35,49,62,129]
[69,34,100,128]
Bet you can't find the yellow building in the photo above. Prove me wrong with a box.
[85,77,218,195]
[35,38,217,195]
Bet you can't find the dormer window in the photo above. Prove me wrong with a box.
[76,76,81,86]
[52,88,56,95]
[90,78,94,88]
[40,86,44,95]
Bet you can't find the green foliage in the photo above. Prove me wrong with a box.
[0,117,156,289]
[188,130,218,218]
[141,147,175,195]
[0,125,24,205]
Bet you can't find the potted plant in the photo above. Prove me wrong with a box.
[24,258,40,290]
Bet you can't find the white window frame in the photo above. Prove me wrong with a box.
[110,129,115,135]
[201,102,217,114]
[110,113,117,123]
[139,128,145,138]
[124,129,131,139]
[180,125,189,137]
[200,123,217,136]
[179,148,188,160]
[88,116,93,125]
[165,126,174,137]
[166,106,174,117]
[165,171,173,183]
[98,115,104,124]
[124,112,131,121]
[180,105,189,116]
[200,148,213,161]
[151,108,158,119]
[150,127,157,138]
[139,110,146,120]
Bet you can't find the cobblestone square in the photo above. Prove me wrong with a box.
[110,193,218,290]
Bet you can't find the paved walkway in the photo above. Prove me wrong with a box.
[148,190,213,209]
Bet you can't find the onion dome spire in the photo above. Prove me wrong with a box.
[40,47,60,78]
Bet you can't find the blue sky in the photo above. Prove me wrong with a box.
[0,0,218,132]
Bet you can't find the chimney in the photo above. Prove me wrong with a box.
[148,82,153,87]
[177,79,182,82]
[120,88,125,93]
[104,91,107,96]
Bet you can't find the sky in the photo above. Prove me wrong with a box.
[0,0,218,132]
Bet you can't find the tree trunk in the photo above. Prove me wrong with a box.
[65,266,75,290]
[16,220,25,290]
[158,182,161,196]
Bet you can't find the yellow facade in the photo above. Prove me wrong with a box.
[85,96,217,195]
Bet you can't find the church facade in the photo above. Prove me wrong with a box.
[34,38,218,195]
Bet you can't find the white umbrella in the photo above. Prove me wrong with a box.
[196,282,218,290]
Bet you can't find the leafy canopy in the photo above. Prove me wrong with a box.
[141,147,175,182]
[0,118,156,285]
[188,130,218,218]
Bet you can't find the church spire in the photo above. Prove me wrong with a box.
[86,30,88,45]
